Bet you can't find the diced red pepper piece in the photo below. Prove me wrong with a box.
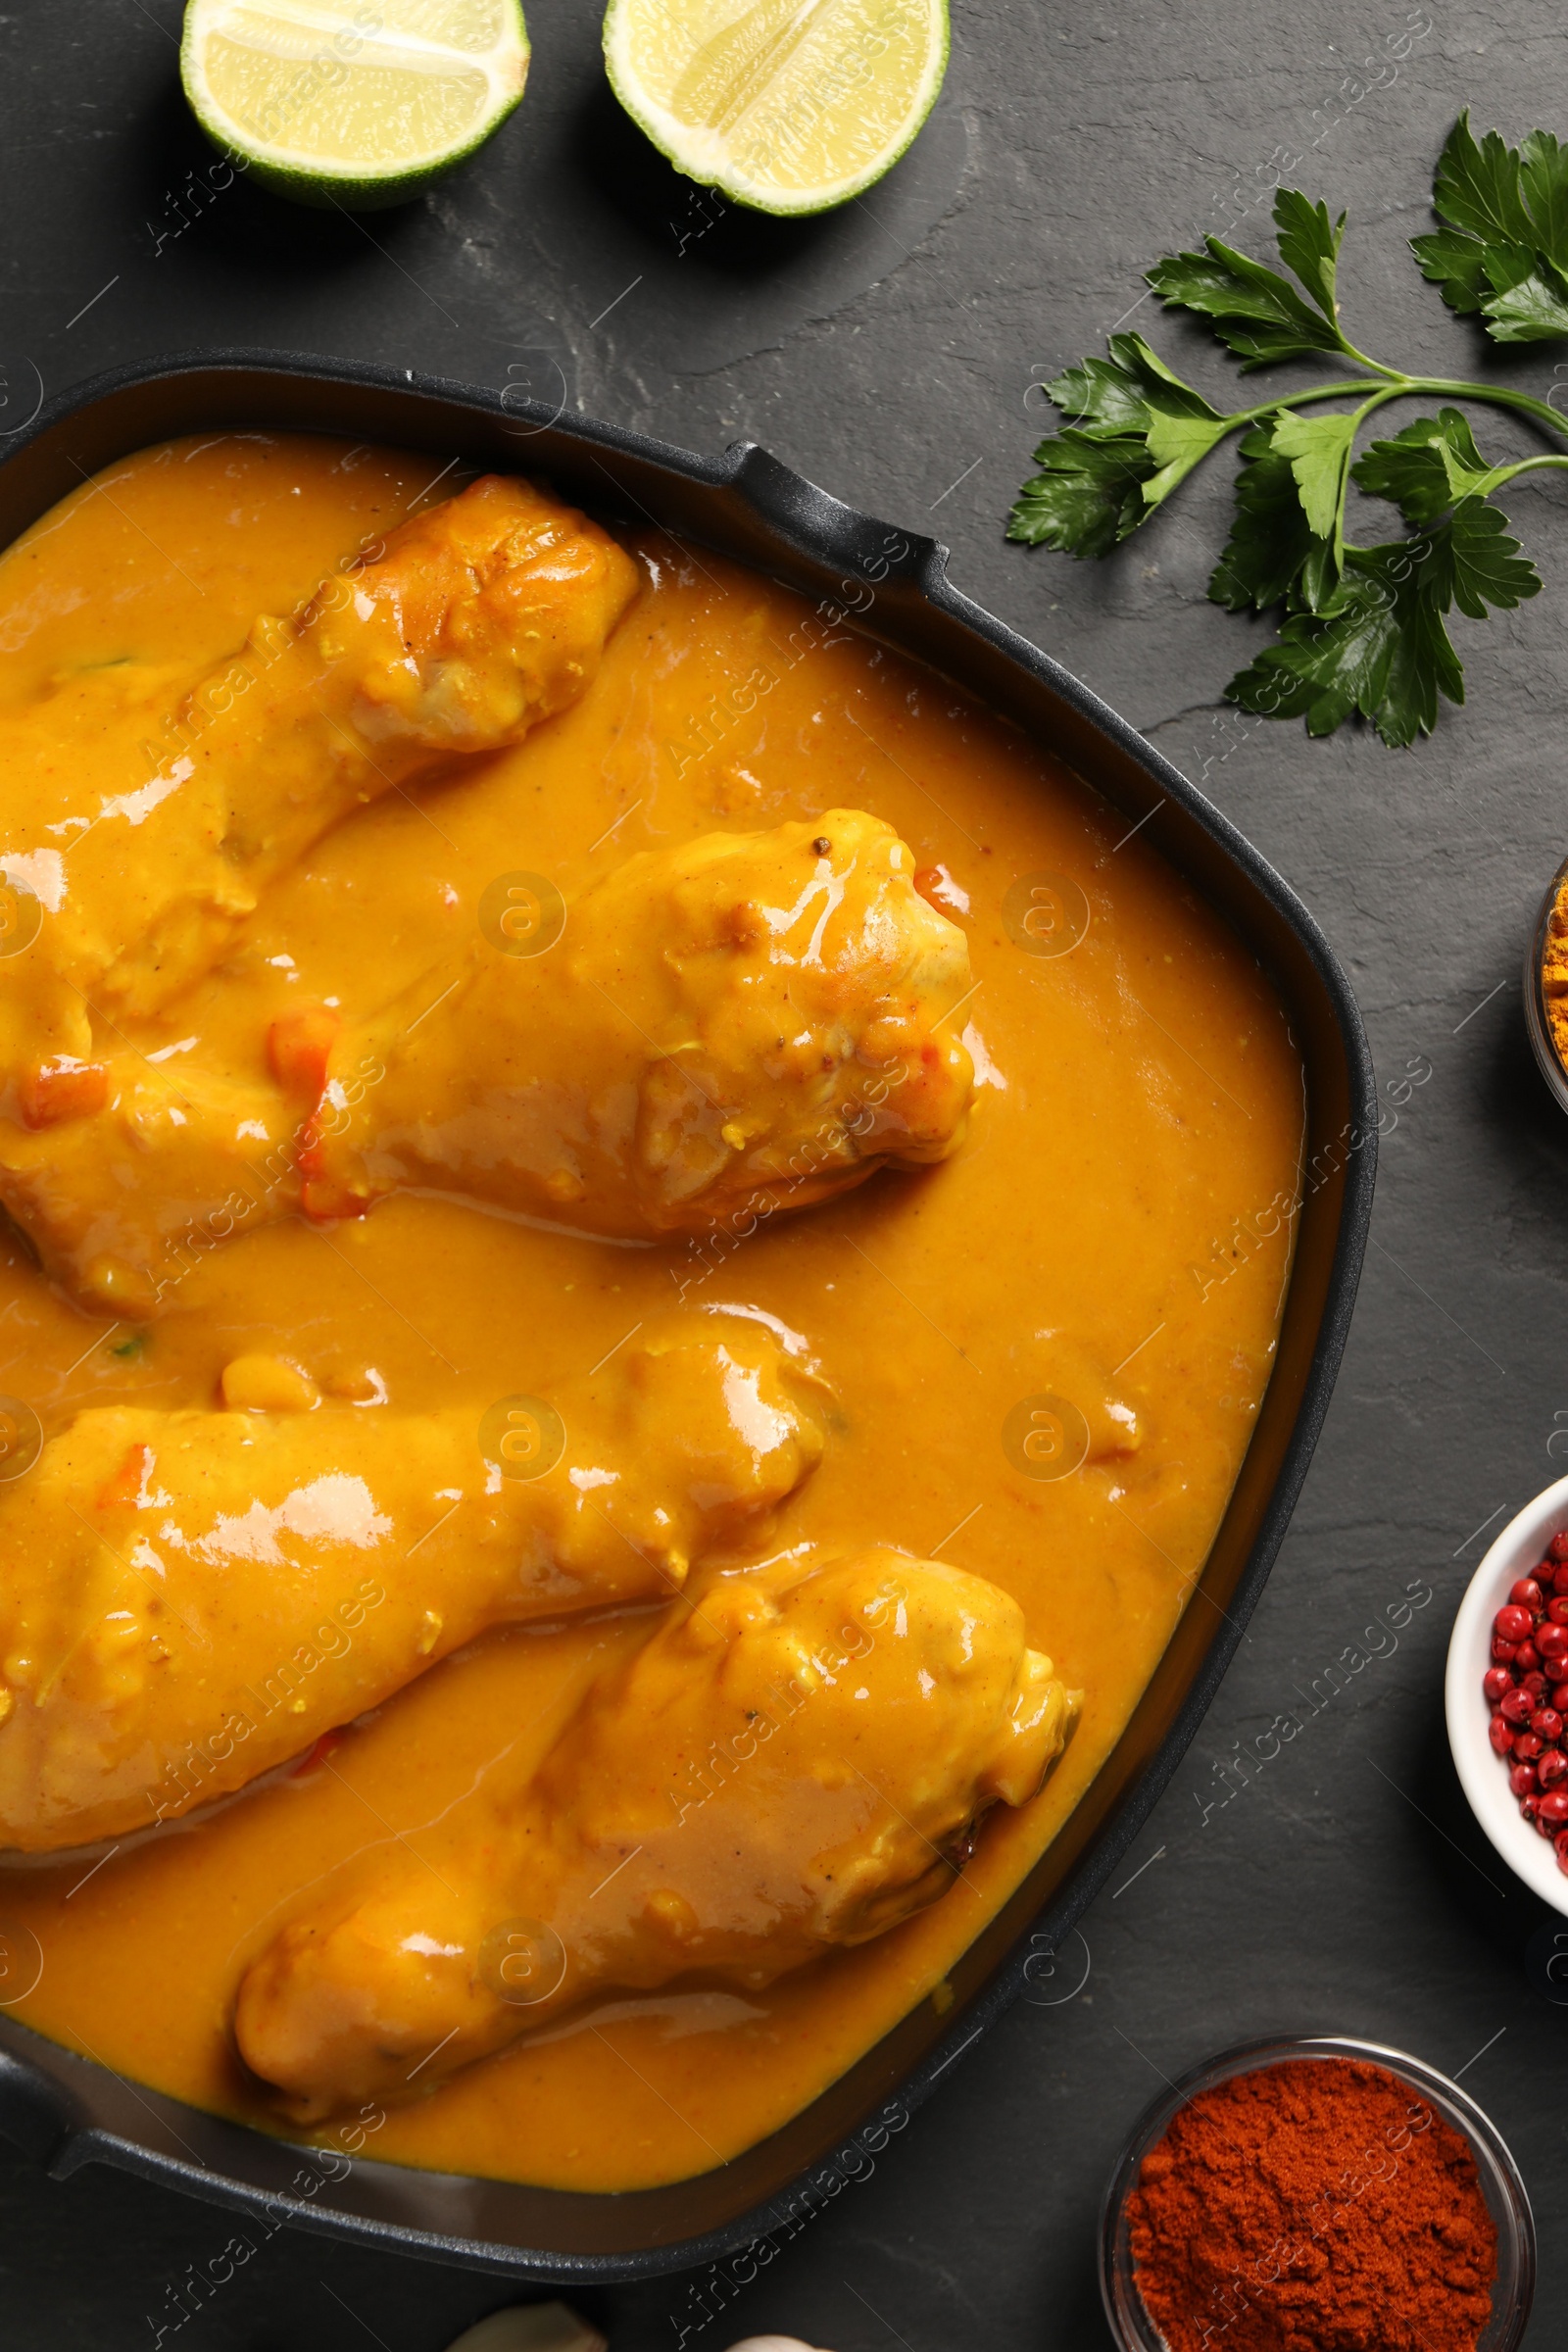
[268,1004,341,1100]
[19,1056,110,1130]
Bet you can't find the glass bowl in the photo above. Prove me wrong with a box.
[1524,853,1568,1115]
[1099,2034,1536,2352]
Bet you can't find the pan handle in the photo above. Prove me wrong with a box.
[719,441,946,597]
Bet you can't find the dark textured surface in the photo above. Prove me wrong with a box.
[2,1,1567,2345]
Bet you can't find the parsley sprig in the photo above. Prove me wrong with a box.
[1008,115,1568,747]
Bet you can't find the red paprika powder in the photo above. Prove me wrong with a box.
[1126,2057,1497,2352]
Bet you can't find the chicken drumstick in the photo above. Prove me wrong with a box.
[235,1547,1074,2119]
[0,1316,823,1852]
[0,812,974,1311]
[0,473,638,1102]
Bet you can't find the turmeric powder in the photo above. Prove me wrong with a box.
[1543,878,1568,1067]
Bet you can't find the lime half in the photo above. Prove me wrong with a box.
[603,0,949,217]
[181,0,529,210]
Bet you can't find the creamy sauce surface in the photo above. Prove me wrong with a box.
[0,435,1302,2190]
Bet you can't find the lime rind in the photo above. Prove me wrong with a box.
[180,0,529,212]
[602,0,949,219]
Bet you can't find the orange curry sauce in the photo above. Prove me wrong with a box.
[0,435,1302,2190]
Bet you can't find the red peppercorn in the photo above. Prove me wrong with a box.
[1510,1763,1540,1796]
[1496,1604,1534,1642]
[1539,1790,1568,1827]
[1540,1749,1568,1788]
[1555,1828,1568,1873]
[1534,1709,1564,1741]
[1539,1624,1568,1660]
[1483,1666,1512,1705]
[1516,1642,1544,1673]
[1510,1578,1544,1609]
[1553,1562,1568,1594]
[1493,1636,1520,1664]
[1550,1533,1568,1562]
[1499,1687,1534,1725]
[1490,1714,1516,1755]
[1523,1671,1551,1698]
[1515,1732,1545,1760]
[1552,1683,1568,1711]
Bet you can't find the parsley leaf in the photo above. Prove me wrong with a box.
[1208,427,1336,613]
[1008,335,1231,555]
[1272,190,1346,320]
[1148,188,1346,368]
[1270,409,1360,539]
[1006,432,1158,558]
[1426,111,1537,243]
[1044,351,1153,437]
[1407,226,1492,316]
[1226,546,1461,747]
[1048,334,1225,443]
[1227,500,1540,747]
[1411,113,1568,340]
[1352,409,1494,522]
[1481,248,1568,341]
[1440,494,1543,619]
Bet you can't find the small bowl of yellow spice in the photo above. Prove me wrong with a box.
[1526,855,1568,1113]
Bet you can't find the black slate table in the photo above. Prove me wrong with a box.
[3,1,1566,2344]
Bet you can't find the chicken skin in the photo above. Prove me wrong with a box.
[0,1317,823,1852]
[0,811,974,1312]
[305,807,974,1231]
[0,474,637,1100]
[234,1548,1074,2120]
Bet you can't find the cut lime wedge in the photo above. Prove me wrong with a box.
[181,0,529,210]
[603,0,948,217]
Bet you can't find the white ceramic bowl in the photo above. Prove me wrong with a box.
[1446,1474,1568,1913]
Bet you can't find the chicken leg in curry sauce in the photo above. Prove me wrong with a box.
[0,810,974,1311]
[304,806,973,1230]
[0,473,637,1110]
[234,1547,1075,2120]
[0,1316,824,1852]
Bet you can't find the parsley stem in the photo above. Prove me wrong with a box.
[1333,386,1411,567]
[1233,373,1568,443]
[1219,371,1568,455]
[1332,336,1404,381]
[1482,453,1568,488]
[1400,378,1568,442]
[1226,376,1395,429]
